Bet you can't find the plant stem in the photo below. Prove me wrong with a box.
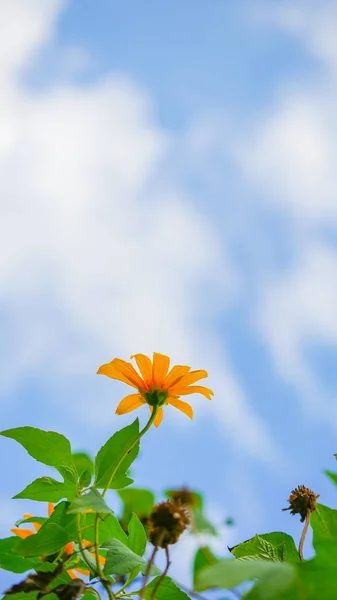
[298,511,311,561]
[150,547,171,599]
[76,514,115,600]
[94,408,158,598]
[139,546,158,599]
[102,407,159,498]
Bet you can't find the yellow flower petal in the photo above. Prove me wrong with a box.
[65,542,73,555]
[74,567,90,575]
[32,522,41,532]
[169,370,208,393]
[115,393,145,415]
[174,385,214,400]
[152,353,170,386]
[23,513,33,518]
[168,397,193,419]
[67,569,79,580]
[130,354,153,386]
[90,552,106,566]
[11,528,34,539]
[163,365,191,388]
[97,358,144,389]
[48,503,54,517]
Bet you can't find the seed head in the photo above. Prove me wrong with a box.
[148,501,190,548]
[283,485,320,522]
[168,488,196,507]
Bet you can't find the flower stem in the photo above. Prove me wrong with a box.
[139,546,158,599]
[94,408,158,597]
[298,511,311,561]
[76,514,115,600]
[102,407,159,498]
[150,546,171,599]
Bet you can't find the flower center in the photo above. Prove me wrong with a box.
[143,388,168,407]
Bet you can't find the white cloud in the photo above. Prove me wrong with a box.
[230,0,337,424]
[260,0,337,67]
[237,89,337,222]
[257,243,337,420]
[0,0,277,462]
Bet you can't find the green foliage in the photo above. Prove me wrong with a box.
[80,512,129,546]
[13,477,76,502]
[102,538,159,576]
[229,532,299,562]
[94,419,140,490]
[73,452,94,488]
[325,470,337,488]
[0,538,40,572]
[14,523,69,557]
[118,487,155,523]
[195,558,295,599]
[311,503,337,564]
[14,516,47,527]
[193,546,218,588]
[192,507,217,536]
[127,513,147,556]
[4,408,337,600]
[136,576,191,599]
[0,427,75,478]
[67,489,113,515]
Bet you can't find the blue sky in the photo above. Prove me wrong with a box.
[2,0,337,593]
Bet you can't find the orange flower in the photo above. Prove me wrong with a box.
[11,503,105,579]
[97,352,214,427]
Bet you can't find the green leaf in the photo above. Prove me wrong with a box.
[14,523,69,557]
[128,513,147,556]
[325,470,337,488]
[118,487,155,524]
[79,469,92,488]
[311,503,337,564]
[46,501,78,544]
[70,541,106,581]
[135,576,191,599]
[193,546,217,588]
[73,452,94,488]
[83,589,101,600]
[73,452,94,475]
[13,477,76,502]
[0,537,40,572]
[67,489,113,515]
[102,538,159,576]
[14,516,47,527]
[229,532,299,562]
[3,594,38,600]
[80,513,129,546]
[192,507,217,536]
[94,420,140,490]
[0,427,75,479]
[108,474,134,490]
[195,558,295,599]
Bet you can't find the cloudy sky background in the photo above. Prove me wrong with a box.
[2,0,337,592]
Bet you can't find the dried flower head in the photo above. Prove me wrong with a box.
[168,488,196,507]
[283,485,320,522]
[148,501,190,548]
